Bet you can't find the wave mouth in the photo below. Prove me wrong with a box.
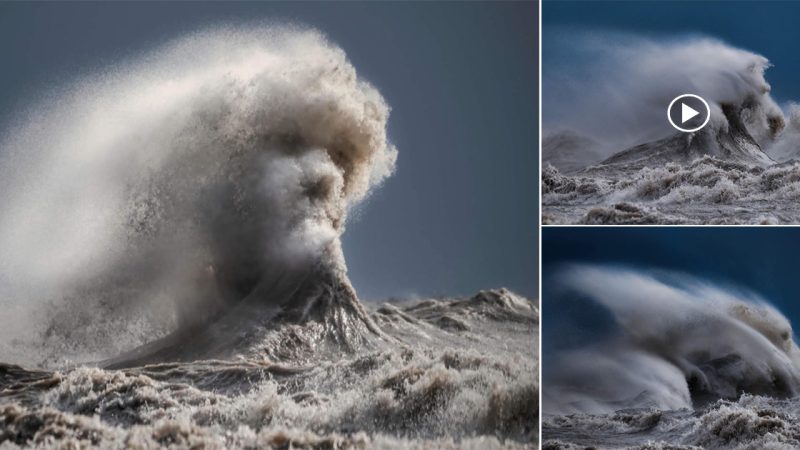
[543,265,800,416]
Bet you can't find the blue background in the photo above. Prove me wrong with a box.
[544,0,800,105]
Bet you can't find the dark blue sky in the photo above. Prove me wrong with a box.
[0,2,538,301]
[544,0,800,104]
[543,227,800,346]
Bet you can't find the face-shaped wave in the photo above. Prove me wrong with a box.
[0,25,397,367]
[543,32,784,157]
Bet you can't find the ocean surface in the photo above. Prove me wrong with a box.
[542,156,800,225]
[544,395,800,450]
[1,281,538,449]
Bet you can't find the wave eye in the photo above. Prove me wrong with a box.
[302,177,333,201]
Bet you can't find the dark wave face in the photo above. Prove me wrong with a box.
[0,26,538,448]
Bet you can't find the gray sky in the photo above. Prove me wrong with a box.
[0,1,538,301]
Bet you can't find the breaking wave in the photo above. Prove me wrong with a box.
[543,32,783,156]
[542,265,800,448]
[541,32,800,225]
[0,25,538,448]
[543,265,800,416]
[0,26,397,367]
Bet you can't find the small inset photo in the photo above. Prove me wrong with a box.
[541,1,800,225]
[542,227,800,448]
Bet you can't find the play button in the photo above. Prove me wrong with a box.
[668,94,710,132]
[682,103,699,123]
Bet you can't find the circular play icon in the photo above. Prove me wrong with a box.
[667,94,710,133]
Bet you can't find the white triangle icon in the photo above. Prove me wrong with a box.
[681,103,700,124]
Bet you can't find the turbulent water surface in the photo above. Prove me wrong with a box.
[0,26,538,449]
[543,395,800,450]
[1,287,538,449]
[541,156,800,225]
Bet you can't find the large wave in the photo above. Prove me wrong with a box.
[540,32,800,224]
[543,265,800,415]
[543,32,784,158]
[0,26,397,367]
[0,25,540,448]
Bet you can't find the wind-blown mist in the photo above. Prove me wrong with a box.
[543,32,783,156]
[0,26,397,366]
[544,265,800,415]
